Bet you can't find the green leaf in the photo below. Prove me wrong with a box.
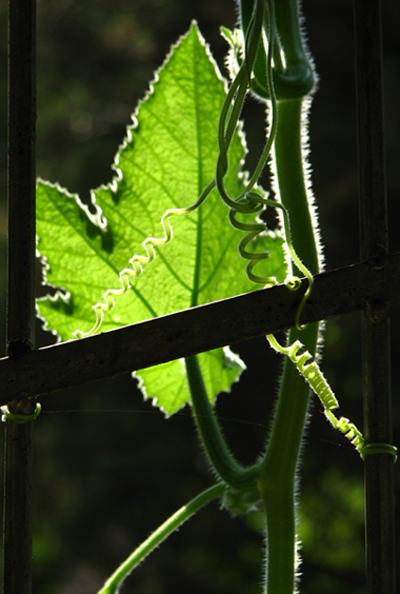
[37,23,287,414]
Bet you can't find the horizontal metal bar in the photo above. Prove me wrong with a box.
[0,254,399,404]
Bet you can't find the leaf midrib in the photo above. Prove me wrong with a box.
[191,45,204,309]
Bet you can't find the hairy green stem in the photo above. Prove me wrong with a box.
[185,355,260,491]
[239,0,314,99]
[272,99,320,277]
[96,482,226,594]
[272,0,314,96]
[261,324,318,594]
[258,98,320,594]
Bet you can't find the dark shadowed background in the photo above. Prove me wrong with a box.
[0,1,399,593]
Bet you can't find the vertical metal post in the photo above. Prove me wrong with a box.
[354,1,396,593]
[3,1,37,593]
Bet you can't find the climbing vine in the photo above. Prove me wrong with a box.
[34,1,396,593]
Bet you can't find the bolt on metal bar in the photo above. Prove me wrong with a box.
[3,1,37,593]
[354,1,396,594]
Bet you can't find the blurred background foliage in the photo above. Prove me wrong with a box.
[0,1,399,593]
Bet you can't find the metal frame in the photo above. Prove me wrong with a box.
[2,1,396,593]
[3,1,36,593]
[354,1,396,592]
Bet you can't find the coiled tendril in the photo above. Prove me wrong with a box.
[216,0,313,329]
[267,334,367,456]
[73,180,215,338]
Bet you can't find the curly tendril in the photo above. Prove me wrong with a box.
[266,334,396,463]
[267,334,368,456]
[229,191,312,327]
[73,180,215,339]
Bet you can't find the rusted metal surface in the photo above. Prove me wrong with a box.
[0,254,399,404]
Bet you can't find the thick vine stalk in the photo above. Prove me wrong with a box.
[236,1,322,592]
[259,98,320,593]
[258,96,320,594]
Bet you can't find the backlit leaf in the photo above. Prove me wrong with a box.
[37,23,287,414]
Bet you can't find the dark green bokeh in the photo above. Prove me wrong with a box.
[0,1,399,593]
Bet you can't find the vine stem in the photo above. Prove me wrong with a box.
[96,482,226,594]
[185,355,260,491]
[258,98,321,594]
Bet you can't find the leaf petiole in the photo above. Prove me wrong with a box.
[96,482,226,594]
[185,355,260,492]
